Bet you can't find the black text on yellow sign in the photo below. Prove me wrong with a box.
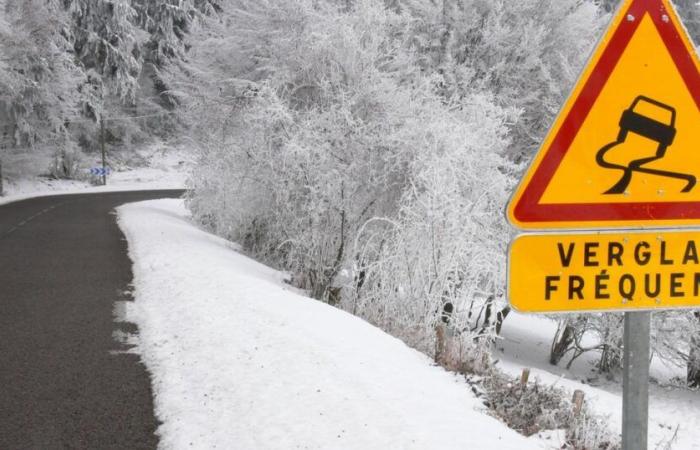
[508,230,700,313]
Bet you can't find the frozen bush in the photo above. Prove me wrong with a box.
[189,0,422,298]
[49,143,85,180]
[483,371,619,449]
[346,92,518,354]
[185,0,521,360]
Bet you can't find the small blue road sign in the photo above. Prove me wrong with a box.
[89,167,110,176]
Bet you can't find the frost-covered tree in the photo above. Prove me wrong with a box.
[187,0,415,298]
[399,0,601,161]
[65,0,141,108]
[0,0,20,147]
[184,0,523,365]
[0,0,83,149]
[348,92,518,355]
[132,0,222,111]
[133,0,221,67]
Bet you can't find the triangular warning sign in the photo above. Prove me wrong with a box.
[508,0,700,230]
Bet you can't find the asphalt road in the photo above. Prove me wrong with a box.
[0,190,183,449]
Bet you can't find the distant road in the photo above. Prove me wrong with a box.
[0,190,183,449]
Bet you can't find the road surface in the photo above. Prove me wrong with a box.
[0,190,183,449]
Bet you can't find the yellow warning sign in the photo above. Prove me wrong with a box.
[508,230,700,313]
[508,0,700,230]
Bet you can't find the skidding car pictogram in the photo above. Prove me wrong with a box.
[595,95,696,194]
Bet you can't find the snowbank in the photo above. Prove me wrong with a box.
[117,199,541,450]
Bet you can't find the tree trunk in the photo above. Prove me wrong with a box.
[688,343,700,388]
[550,321,575,365]
[495,306,510,335]
[478,297,493,336]
[688,313,700,387]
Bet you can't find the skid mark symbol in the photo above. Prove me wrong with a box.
[596,95,696,194]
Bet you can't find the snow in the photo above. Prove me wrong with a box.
[117,199,543,450]
[498,312,700,449]
[0,143,189,206]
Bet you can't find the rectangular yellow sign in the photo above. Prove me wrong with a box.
[508,230,700,313]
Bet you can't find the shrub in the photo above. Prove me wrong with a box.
[482,371,620,449]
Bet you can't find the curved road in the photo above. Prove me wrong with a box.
[0,190,183,449]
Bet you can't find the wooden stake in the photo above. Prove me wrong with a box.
[572,390,585,416]
[435,324,446,364]
[520,368,531,387]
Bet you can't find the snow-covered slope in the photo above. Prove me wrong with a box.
[117,199,541,450]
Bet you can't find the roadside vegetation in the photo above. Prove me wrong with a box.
[179,0,700,445]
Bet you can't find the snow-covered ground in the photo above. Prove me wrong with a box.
[117,199,548,450]
[0,142,189,206]
[498,313,700,449]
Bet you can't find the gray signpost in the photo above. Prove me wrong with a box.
[100,118,107,186]
[622,312,650,450]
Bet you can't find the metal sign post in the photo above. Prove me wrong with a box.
[622,312,650,450]
[100,118,107,186]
